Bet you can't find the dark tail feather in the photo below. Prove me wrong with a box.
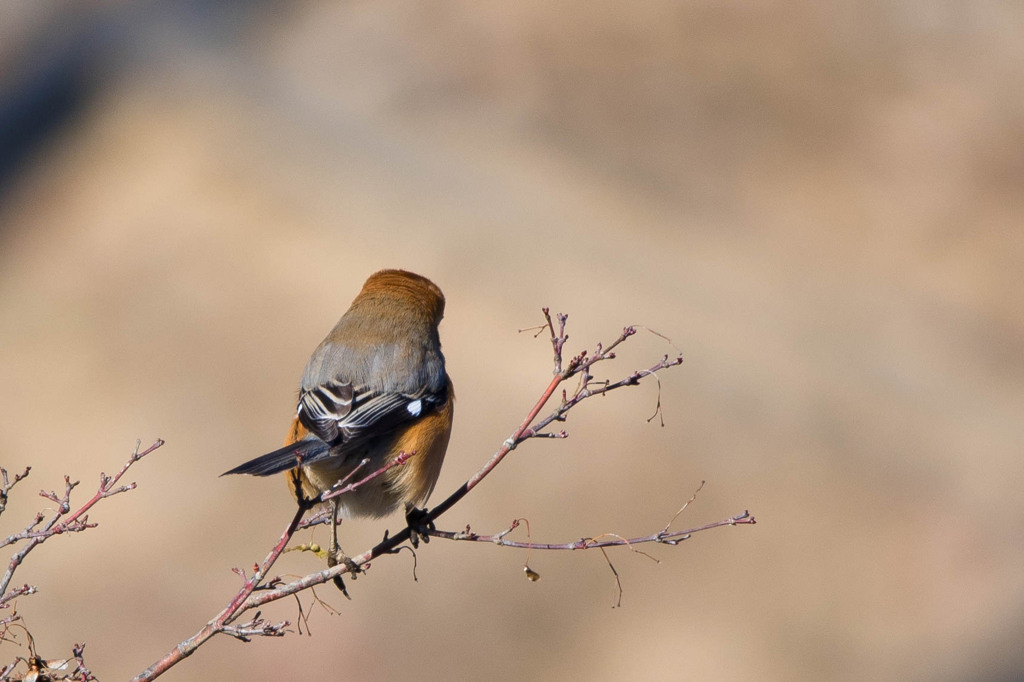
[221,438,330,477]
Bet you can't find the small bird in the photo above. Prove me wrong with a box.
[224,269,454,573]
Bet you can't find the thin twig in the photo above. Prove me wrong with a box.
[428,511,755,549]
[322,452,414,502]
[662,480,706,534]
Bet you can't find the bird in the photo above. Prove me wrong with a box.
[223,269,454,578]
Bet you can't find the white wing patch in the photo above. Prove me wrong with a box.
[406,399,423,417]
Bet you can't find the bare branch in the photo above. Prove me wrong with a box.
[0,441,162,679]
[0,468,31,520]
[0,440,164,603]
[128,310,754,679]
[427,511,755,550]
[132,449,419,680]
[0,585,36,609]
[221,612,289,642]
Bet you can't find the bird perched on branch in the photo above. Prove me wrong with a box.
[224,269,454,576]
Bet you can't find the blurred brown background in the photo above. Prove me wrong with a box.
[1,2,1022,680]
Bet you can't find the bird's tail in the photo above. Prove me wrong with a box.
[221,437,330,477]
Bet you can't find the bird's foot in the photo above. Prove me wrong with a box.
[327,549,362,599]
[405,505,435,549]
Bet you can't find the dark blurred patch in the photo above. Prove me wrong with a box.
[0,1,276,200]
[0,13,109,196]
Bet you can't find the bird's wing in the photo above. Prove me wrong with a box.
[298,381,447,448]
[223,381,448,478]
[295,379,354,443]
